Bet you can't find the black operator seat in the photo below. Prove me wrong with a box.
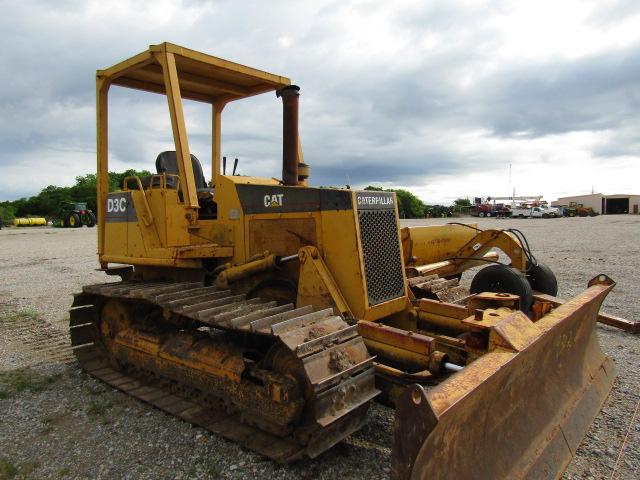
[155,151,213,194]
[155,151,217,219]
[136,151,216,218]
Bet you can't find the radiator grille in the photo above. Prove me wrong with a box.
[358,209,405,306]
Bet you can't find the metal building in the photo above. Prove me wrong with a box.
[552,194,640,214]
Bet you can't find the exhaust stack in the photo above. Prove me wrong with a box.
[277,85,301,186]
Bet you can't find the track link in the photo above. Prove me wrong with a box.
[69,281,379,462]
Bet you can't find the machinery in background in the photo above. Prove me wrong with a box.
[425,204,453,217]
[469,200,511,217]
[60,201,96,228]
[12,217,47,227]
[564,201,599,217]
[68,43,637,480]
[481,195,561,218]
[510,204,560,218]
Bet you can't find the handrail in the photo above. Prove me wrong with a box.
[166,174,180,192]
[148,174,165,190]
[122,175,154,227]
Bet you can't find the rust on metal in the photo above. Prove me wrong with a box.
[391,276,616,479]
[358,321,434,355]
[69,280,379,462]
[533,290,639,334]
[531,299,554,321]
[358,321,443,373]
[276,85,301,186]
[467,291,520,311]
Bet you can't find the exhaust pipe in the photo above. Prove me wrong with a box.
[277,85,300,186]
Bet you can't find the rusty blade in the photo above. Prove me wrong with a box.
[532,292,639,334]
[392,275,616,480]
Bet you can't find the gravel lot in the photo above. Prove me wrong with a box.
[0,216,638,479]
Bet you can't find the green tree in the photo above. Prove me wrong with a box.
[453,197,471,207]
[0,202,17,222]
[451,197,471,215]
[393,189,426,218]
[108,169,152,192]
[363,185,426,218]
[1,169,152,219]
[70,174,98,211]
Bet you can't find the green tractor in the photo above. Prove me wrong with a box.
[60,202,96,228]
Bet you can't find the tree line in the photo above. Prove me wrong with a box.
[0,169,151,221]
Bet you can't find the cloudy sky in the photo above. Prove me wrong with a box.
[1,0,639,204]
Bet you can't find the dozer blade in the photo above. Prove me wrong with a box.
[392,275,616,480]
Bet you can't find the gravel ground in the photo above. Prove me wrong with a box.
[0,216,638,479]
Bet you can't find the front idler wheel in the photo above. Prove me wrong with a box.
[246,277,297,306]
[470,264,533,311]
[526,262,558,296]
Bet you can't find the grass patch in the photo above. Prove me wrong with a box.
[205,459,222,479]
[87,397,113,423]
[0,458,18,479]
[87,398,112,417]
[57,467,70,477]
[1,309,40,324]
[0,457,39,479]
[86,384,107,396]
[18,461,38,478]
[39,415,55,434]
[0,369,61,398]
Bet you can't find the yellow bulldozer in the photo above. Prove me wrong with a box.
[69,43,637,479]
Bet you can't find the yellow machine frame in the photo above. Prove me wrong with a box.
[96,42,291,266]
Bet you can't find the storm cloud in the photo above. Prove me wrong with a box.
[1,0,639,203]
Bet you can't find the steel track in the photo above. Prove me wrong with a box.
[69,281,379,462]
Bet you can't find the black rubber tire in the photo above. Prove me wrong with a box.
[470,265,533,311]
[478,212,485,217]
[526,262,558,296]
[67,212,81,228]
[86,211,96,227]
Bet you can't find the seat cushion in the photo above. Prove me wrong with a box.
[155,151,208,189]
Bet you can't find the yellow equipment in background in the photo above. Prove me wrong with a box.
[68,43,633,478]
[13,217,47,226]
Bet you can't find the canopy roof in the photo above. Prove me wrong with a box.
[98,42,291,103]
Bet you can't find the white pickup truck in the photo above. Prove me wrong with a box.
[511,205,560,218]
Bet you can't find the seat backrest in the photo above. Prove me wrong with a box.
[155,151,207,189]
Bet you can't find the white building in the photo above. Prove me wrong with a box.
[551,194,640,214]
